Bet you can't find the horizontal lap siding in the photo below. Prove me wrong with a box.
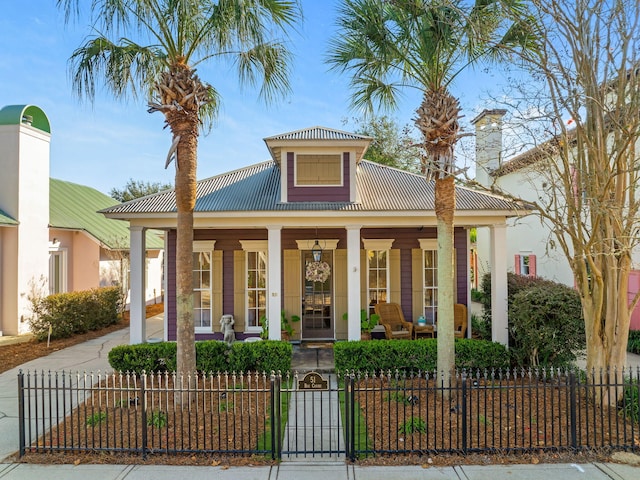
[455,229,468,306]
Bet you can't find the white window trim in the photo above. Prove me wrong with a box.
[193,241,215,333]
[293,152,344,187]
[362,238,394,251]
[422,245,438,324]
[418,238,437,251]
[241,240,268,332]
[365,248,390,312]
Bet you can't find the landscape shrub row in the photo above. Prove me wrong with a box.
[28,287,121,341]
[108,340,292,374]
[333,338,510,374]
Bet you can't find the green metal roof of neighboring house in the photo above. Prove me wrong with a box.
[0,209,18,226]
[49,178,163,250]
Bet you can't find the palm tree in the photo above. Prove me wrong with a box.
[328,0,535,380]
[57,0,301,380]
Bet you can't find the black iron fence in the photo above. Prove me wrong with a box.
[18,367,640,460]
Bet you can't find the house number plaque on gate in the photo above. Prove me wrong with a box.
[298,371,329,390]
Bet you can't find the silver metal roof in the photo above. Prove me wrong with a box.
[263,126,372,142]
[102,160,519,215]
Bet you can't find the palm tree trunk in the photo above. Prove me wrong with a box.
[172,118,199,398]
[436,176,455,392]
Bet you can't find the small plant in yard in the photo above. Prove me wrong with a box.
[86,411,106,426]
[618,381,639,423]
[219,401,234,413]
[398,416,426,435]
[477,414,492,426]
[147,411,167,428]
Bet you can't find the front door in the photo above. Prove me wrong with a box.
[301,250,333,339]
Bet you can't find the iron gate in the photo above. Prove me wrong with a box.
[274,371,352,460]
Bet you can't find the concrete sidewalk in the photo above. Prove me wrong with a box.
[1,318,639,479]
[0,460,639,479]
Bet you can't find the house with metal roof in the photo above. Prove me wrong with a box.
[472,108,640,331]
[103,125,518,344]
[0,104,164,336]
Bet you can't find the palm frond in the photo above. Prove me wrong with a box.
[69,35,164,102]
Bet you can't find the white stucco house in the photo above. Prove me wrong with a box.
[472,108,640,330]
[0,104,164,336]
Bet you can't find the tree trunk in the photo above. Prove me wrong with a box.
[435,176,456,391]
[170,114,199,401]
[583,260,632,406]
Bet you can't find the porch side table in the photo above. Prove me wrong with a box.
[413,324,436,339]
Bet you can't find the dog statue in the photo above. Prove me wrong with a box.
[220,314,236,345]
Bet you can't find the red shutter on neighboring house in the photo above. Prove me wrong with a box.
[529,255,537,277]
[515,255,521,275]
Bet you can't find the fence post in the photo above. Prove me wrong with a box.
[140,373,147,459]
[461,372,468,454]
[345,374,355,461]
[569,372,577,449]
[17,371,25,457]
[270,373,278,460]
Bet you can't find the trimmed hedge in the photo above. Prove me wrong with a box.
[333,338,510,374]
[108,340,292,374]
[28,287,121,341]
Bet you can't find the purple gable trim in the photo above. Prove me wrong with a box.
[286,151,351,202]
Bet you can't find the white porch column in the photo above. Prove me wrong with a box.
[129,226,146,344]
[490,224,509,346]
[267,226,282,340]
[346,225,362,341]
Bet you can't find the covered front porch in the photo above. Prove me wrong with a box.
[126,220,509,346]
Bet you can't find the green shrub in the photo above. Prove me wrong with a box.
[628,331,640,354]
[229,341,292,373]
[508,283,584,368]
[29,287,121,341]
[109,342,177,373]
[333,339,509,374]
[471,313,491,341]
[109,339,292,374]
[480,272,559,324]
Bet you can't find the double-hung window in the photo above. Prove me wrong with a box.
[193,241,215,333]
[363,239,394,316]
[240,241,268,331]
[515,253,536,277]
[419,239,438,324]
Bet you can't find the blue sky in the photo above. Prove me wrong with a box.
[1,0,502,195]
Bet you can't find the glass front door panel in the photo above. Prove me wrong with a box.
[302,250,333,339]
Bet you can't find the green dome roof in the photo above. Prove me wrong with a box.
[0,105,50,133]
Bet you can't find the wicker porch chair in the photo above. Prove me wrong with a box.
[374,302,414,340]
[454,303,468,338]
